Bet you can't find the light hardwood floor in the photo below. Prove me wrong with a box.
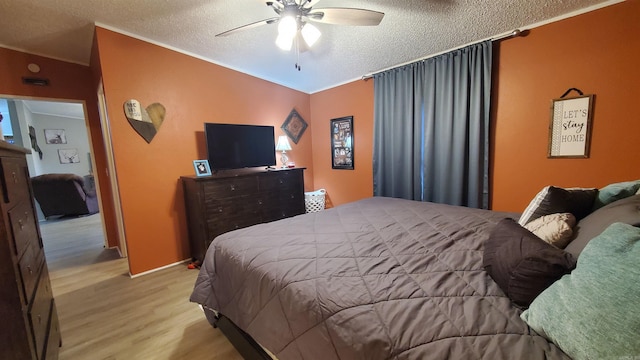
[40,214,242,360]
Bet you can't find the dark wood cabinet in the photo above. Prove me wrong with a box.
[182,168,305,263]
[0,142,60,360]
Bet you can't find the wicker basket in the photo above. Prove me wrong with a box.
[304,189,326,213]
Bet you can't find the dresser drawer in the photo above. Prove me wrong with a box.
[44,301,61,360]
[204,194,263,216]
[202,177,258,198]
[29,265,54,360]
[259,171,302,192]
[9,200,40,258]
[0,157,30,205]
[18,242,44,304]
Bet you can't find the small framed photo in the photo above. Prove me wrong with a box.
[44,129,67,144]
[330,116,354,170]
[193,160,211,177]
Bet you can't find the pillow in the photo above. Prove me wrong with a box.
[564,194,640,258]
[524,213,576,248]
[521,222,640,360]
[483,218,577,307]
[592,179,640,210]
[518,186,597,225]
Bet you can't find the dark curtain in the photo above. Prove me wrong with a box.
[373,41,492,208]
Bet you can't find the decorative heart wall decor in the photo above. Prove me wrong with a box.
[123,99,166,143]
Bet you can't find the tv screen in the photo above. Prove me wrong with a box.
[205,123,276,170]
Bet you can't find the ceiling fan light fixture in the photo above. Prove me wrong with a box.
[276,33,294,50]
[277,15,297,38]
[301,23,321,47]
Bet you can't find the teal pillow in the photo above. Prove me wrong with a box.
[592,180,640,210]
[521,223,640,359]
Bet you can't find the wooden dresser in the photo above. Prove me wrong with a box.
[182,168,305,264]
[0,142,60,360]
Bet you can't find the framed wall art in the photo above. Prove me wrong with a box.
[58,148,80,164]
[44,129,67,144]
[330,116,354,170]
[281,108,308,144]
[548,94,594,158]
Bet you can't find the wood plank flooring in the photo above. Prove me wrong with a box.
[40,214,242,360]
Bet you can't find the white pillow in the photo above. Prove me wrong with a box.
[524,213,576,249]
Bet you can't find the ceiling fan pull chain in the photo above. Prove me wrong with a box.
[295,35,301,71]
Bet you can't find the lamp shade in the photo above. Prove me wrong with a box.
[276,33,294,50]
[275,135,292,151]
[301,23,321,47]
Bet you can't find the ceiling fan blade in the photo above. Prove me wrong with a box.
[302,0,322,8]
[307,8,384,26]
[216,17,279,37]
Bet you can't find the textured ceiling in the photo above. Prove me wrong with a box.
[0,0,616,94]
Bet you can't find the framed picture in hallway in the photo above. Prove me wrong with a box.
[44,129,67,144]
[58,148,80,164]
[330,116,354,170]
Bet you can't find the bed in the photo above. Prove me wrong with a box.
[190,190,640,359]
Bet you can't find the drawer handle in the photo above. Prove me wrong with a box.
[18,219,24,230]
[27,265,32,274]
[12,172,17,183]
[279,179,284,184]
[37,314,42,324]
[230,185,236,191]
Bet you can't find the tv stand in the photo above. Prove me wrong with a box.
[181,168,305,263]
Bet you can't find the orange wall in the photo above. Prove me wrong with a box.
[0,47,119,249]
[492,0,640,211]
[310,80,374,207]
[94,27,314,275]
[313,1,640,213]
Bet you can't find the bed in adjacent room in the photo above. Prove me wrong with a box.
[190,183,640,360]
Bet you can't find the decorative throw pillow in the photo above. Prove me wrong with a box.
[524,213,576,249]
[565,194,640,258]
[592,179,640,210]
[483,218,577,308]
[521,222,640,360]
[518,186,597,225]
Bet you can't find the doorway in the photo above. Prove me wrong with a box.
[0,96,112,263]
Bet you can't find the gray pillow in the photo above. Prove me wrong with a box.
[565,194,640,258]
[518,186,597,225]
[484,218,576,308]
[521,222,640,360]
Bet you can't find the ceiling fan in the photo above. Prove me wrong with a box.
[216,0,384,70]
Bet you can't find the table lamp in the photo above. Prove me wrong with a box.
[275,135,292,168]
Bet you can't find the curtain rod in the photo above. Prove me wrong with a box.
[361,29,523,80]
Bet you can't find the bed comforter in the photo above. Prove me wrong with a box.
[190,197,570,359]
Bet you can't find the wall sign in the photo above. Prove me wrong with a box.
[548,94,594,158]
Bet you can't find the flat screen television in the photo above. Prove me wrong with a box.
[205,123,276,171]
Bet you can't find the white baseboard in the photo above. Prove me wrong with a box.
[129,258,192,278]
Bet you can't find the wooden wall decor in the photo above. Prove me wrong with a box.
[281,108,308,144]
[123,99,166,143]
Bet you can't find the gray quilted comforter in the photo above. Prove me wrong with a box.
[190,197,570,359]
